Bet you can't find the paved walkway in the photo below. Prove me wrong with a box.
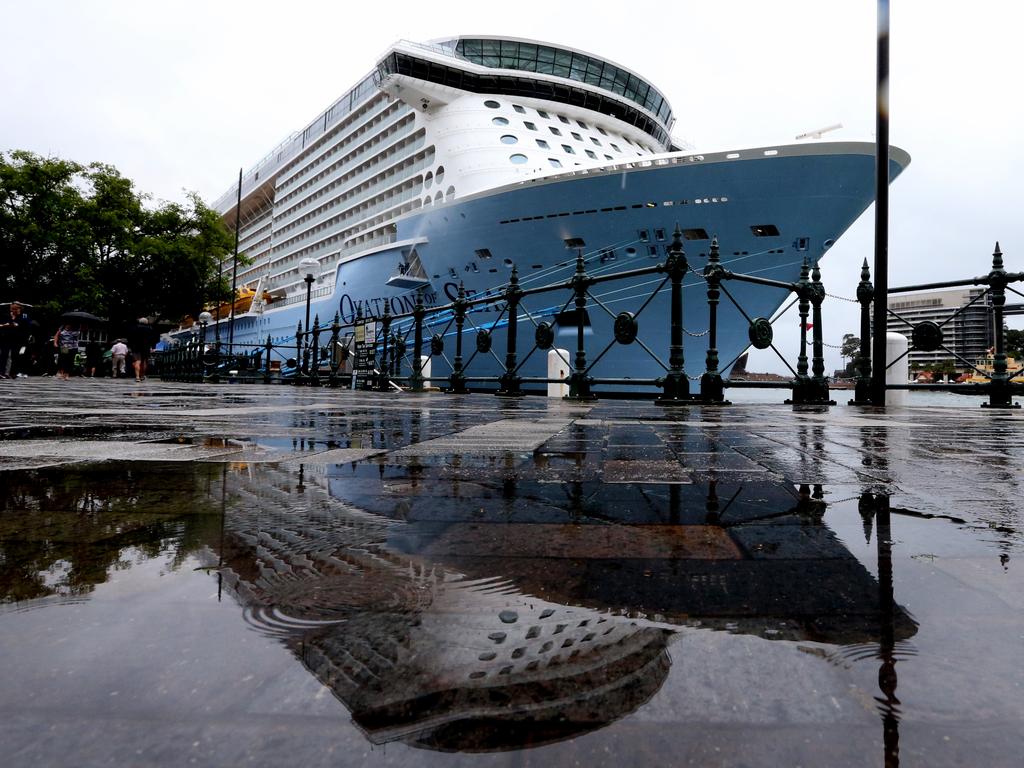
[1,379,1020,523]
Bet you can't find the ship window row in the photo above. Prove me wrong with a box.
[277,101,408,203]
[378,52,670,145]
[276,109,416,211]
[274,129,427,231]
[278,94,398,191]
[276,112,416,219]
[487,99,657,154]
[273,165,429,254]
[274,135,429,236]
[273,172,426,258]
[454,39,673,125]
[497,197,731,225]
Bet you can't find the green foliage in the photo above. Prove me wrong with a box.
[1006,329,1024,359]
[0,150,236,326]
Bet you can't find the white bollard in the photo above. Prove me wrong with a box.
[420,355,432,387]
[548,349,570,398]
[885,332,909,406]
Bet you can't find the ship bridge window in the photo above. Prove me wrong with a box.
[536,139,550,149]
[509,153,528,164]
[597,126,608,135]
[524,121,538,131]
[683,228,709,240]
[558,115,570,124]
[576,119,588,129]
[500,134,519,144]
[562,145,575,154]
[537,109,550,118]
[484,100,501,108]
[492,116,509,126]
[751,224,780,237]
[571,132,583,141]
[585,150,598,159]
[549,158,562,168]
[512,104,526,113]
[549,126,562,136]
[591,137,602,146]
[610,143,622,152]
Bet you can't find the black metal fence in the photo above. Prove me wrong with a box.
[848,242,1023,409]
[160,230,1022,408]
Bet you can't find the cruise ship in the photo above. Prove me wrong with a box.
[200,36,910,390]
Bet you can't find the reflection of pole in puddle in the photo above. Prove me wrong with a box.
[864,491,900,768]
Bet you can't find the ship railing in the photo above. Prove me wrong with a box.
[847,242,1024,409]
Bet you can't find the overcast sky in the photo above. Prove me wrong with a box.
[3,0,1022,369]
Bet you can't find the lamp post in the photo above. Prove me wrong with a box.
[299,258,319,377]
[198,311,213,382]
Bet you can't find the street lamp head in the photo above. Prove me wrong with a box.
[198,311,213,325]
[299,257,319,283]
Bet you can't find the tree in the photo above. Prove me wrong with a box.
[840,333,861,373]
[1006,329,1024,360]
[0,150,236,327]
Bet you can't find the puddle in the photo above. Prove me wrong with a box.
[1,459,1022,766]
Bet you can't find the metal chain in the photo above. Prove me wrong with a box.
[684,327,710,338]
[825,292,860,303]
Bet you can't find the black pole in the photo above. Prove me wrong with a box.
[871,0,891,405]
[228,167,242,354]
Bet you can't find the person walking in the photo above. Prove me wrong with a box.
[110,339,128,378]
[0,302,31,378]
[84,338,102,377]
[53,323,80,381]
[128,318,156,382]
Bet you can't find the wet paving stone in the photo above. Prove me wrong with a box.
[0,379,1023,767]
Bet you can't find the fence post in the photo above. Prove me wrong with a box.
[656,225,690,406]
[786,259,813,404]
[310,315,321,387]
[295,322,303,384]
[850,259,874,405]
[808,262,835,404]
[391,331,403,381]
[264,335,272,384]
[328,312,340,388]
[377,303,392,392]
[451,282,468,394]
[700,236,727,403]
[497,265,524,397]
[566,249,596,400]
[982,242,1020,409]
[410,289,425,392]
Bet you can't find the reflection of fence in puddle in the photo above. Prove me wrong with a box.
[212,462,917,752]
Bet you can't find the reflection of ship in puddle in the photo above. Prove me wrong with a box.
[216,465,917,752]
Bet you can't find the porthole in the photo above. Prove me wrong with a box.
[492,116,509,126]
[424,196,432,206]
[446,185,455,199]
[424,171,433,188]
[549,158,562,168]
[509,153,528,164]
[503,258,514,267]
[500,134,518,145]
[435,191,443,203]
[484,100,501,109]
[625,247,637,256]
[436,166,445,185]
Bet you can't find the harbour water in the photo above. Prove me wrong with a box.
[1,380,1021,766]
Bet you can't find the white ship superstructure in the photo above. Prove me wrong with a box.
[214,37,674,304]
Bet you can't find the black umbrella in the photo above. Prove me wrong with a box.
[60,310,102,322]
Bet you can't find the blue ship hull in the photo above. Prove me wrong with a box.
[210,143,908,391]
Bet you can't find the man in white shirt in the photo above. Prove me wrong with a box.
[110,340,128,378]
